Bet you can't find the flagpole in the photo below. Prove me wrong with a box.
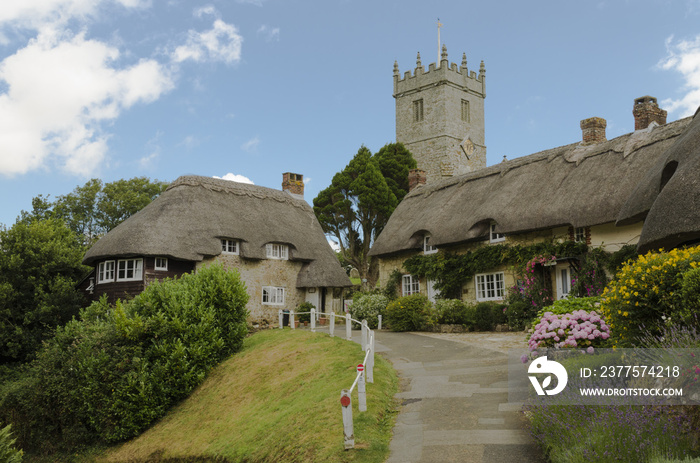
[437,18,442,67]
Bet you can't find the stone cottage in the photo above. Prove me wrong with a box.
[369,47,699,303]
[82,174,352,324]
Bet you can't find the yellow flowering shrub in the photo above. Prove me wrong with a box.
[600,245,700,347]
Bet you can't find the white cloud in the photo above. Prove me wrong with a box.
[241,136,259,152]
[0,29,173,176]
[236,0,266,6]
[659,35,700,117]
[257,25,279,42]
[194,5,217,18]
[214,173,254,184]
[0,0,149,29]
[172,19,243,64]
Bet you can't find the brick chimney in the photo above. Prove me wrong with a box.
[282,172,304,198]
[580,117,607,145]
[633,96,667,130]
[408,169,426,191]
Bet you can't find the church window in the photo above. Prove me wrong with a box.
[461,99,470,122]
[413,99,424,122]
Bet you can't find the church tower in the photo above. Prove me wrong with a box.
[394,45,486,184]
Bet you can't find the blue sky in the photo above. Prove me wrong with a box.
[1,0,700,227]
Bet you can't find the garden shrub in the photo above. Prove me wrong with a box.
[490,302,508,326]
[349,293,388,329]
[504,299,533,331]
[474,302,495,331]
[528,309,610,352]
[570,248,610,297]
[600,245,700,347]
[0,424,23,463]
[432,299,475,327]
[681,267,700,314]
[296,302,314,323]
[0,264,249,452]
[529,297,602,330]
[384,294,431,332]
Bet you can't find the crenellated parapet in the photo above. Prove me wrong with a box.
[393,45,485,99]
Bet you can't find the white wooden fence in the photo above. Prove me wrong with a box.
[277,309,376,450]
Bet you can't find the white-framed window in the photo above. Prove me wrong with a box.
[423,235,437,254]
[154,257,168,271]
[262,286,285,305]
[97,260,115,283]
[266,243,288,260]
[402,274,420,296]
[556,264,572,300]
[221,239,239,255]
[117,258,143,282]
[490,223,505,243]
[574,227,586,243]
[475,272,505,301]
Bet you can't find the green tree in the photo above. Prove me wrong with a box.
[0,219,89,364]
[314,143,415,289]
[22,177,167,244]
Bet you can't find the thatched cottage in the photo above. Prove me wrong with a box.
[82,174,352,323]
[369,94,699,303]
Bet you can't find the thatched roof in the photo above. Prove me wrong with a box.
[369,117,692,257]
[618,108,700,252]
[84,175,352,288]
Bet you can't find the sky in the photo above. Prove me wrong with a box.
[1,0,700,228]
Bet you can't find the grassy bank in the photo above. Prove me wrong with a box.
[94,329,397,463]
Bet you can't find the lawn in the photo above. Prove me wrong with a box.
[97,329,398,463]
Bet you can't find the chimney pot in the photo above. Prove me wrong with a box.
[633,96,667,130]
[580,117,607,145]
[282,172,304,198]
[408,169,426,191]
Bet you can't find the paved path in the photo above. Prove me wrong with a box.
[373,331,546,463]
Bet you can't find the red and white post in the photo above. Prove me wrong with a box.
[340,389,354,449]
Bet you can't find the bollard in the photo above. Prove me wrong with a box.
[357,367,367,412]
[378,314,382,331]
[278,309,283,329]
[361,320,368,352]
[367,331,374,383]
[346,313,352,341]
[330,312,335,337]
[340,389,354,449]
[290,310,295,330]
[310,308,316,332]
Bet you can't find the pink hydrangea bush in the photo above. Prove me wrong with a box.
[528,309,611,352]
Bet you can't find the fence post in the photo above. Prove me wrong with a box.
[340,389,354,449]
[378,314,382,331]
[290,310,296,330]
[367,331,374,384]
[278,309,283,329]
[330,312,335,337]
[358,370,367,412]
[361,320,368,352]
[310,308,316,332]
[346,313,352,341]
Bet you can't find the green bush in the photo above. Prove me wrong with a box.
[0,264,249,452]
[505,300,535,331]
[530,297,602,329]
[681,267,700,314]
[474,302,495,331]
[601,245,700,347]
[432,299,476,328]
[384,294,431,332]
[349,293,388,329]
[0,424,23,463]
[296,302,314,323]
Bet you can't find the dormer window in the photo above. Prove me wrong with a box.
[490,223,505,243]
[574,227,585,243]
[423,235,437,254]
[266,243,288,260]
[221,239,239,255]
